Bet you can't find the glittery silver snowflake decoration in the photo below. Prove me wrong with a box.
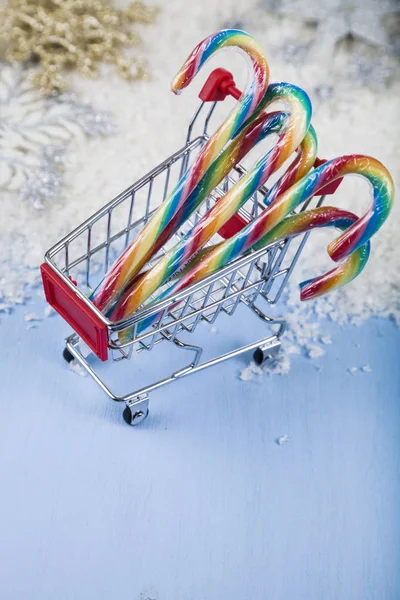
[260,0,399,56]
[0,64,116,207]
[18,145,65,208]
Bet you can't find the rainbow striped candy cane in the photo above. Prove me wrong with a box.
[90,30,270,312]
[108,83,315,320]
[119,207,371,341]
[114,153,393,336]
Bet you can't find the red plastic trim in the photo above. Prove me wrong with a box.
[199,68,241,102]
[218,212,249,239]
[313,158,343,195]
[41,263,109,361]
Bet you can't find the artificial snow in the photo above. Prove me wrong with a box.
[276,434,290,446]
[68,360,87,377]
[24,312,41,322]
[306,345,325,359]
[0,0,398,374]
[44,305,55,318]
[239,361,263,381]
[239,366,254,381]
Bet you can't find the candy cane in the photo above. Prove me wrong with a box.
[108,83,315,319]
[119,207,370,341]
[90,30,270,312]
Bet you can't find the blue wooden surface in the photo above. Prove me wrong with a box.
[0,297,399,600]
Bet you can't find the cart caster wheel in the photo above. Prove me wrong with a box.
[123,396,150,426]
[253,340,281,365]
[63,347,74,363]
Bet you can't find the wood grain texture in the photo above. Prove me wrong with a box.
[0,299,399,600]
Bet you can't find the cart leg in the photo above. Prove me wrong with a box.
[253,339,281,365]
[123,394,150,426]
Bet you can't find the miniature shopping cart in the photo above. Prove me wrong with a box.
[41,69,337,426]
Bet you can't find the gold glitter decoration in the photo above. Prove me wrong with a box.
[0,0,158,95]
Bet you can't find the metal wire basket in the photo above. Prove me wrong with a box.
[41,69,326,425]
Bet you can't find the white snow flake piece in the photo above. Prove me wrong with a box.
[44,305,55,317]
[210,326,218,334]
[348,367,358,375]
[24,312,41,322]
[68,361,87,377]
[307,345,325,359]
[276,434,290,446]
[0,304,12,314]
[264,354,291,376]
[253,365,264,375]
[361,364,372,373]
[286,344,301,355]
[239,362,264,381]
[239,366,254,381]
[320,335,332,345]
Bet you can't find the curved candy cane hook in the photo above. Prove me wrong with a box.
[90,29,270,313]
[250,207,371,299]
[171,29,270,163]
[119,207,370,341]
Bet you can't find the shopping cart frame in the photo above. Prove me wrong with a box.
[41,69,333,425]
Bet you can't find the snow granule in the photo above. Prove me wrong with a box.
[239,361,263,381]
[348,367,358,375]
[276,434,290,446]
[306,345,325,359]
[68,361,87,377]
[286,344,301,355]
[44,305,55,318]
[320,336,332,345]
[361,364,372,373]
[24,312,41,322]
[264,354,291,376]
[210,326,218,334]
[239,366,254,381]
